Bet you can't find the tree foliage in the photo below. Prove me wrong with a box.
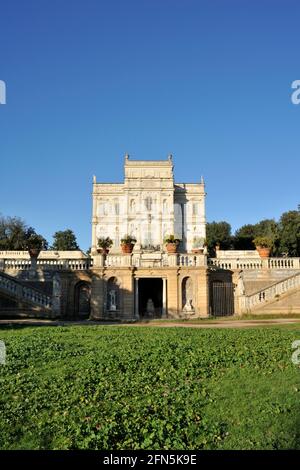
[234,219,278,250]
[51,230,79,251]
[206,221,232,256]
[277,211,300,257]
[0,215,48,250]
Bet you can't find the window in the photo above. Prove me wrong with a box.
[145,197,152,211]
[193,203,199,216]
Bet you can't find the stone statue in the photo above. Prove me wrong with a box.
[237,274,245,296]
[108,289,117,310]
[52,273,62,315]
[146,298,155,316]
[183,299,194,312]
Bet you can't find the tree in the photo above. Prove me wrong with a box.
[234,219,278,250]
[233,224,257,250]
[206,221,232,256]
[51,230,79,251]
[277,211,300,256]
[0,214,48,250]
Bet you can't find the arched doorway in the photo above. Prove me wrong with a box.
[106,277,121,313]
[74,282,91,319]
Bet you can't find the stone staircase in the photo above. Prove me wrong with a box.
[0,271,52,313]
[241,271,300,313]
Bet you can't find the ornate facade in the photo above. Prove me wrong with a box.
[91,155,206,254]
[90,155,211,320]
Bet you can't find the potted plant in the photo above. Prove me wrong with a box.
[97,237,113,255]
[164,234,181,253]
[121,235,137,254]
[253,236,273,258]
[26,234,46,258]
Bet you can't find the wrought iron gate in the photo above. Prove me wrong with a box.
[210,282,234,317]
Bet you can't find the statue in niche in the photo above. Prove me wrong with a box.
[108,289,117,310]
[237,274,245,296]
[183,299,194,312]
[146,298,155,317]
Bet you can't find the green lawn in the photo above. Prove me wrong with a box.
[0,324,300,450]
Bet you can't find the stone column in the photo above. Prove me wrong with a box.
[167,271,179,318]
[90,274,104,320]
[135,278,140,319]
[29,255,38,279]
[162,278,167,318]
[93,254,105,268]
[51,273,62,318]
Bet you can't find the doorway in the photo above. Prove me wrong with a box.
[74,282,91,319]
[138,278,163,318]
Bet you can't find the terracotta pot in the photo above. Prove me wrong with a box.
[28,248,41,258]
[97,248,109,255]
[121,243,134,254]
[166,243,178,253]
[256,246,271,258]
[192,248,202,254]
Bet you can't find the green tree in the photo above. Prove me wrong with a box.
[51,230,79,251]
[234,219,278,250]
[277,211,300,256]
[234,224,257,250]
[206,221,232,256]
[0,215,48,250]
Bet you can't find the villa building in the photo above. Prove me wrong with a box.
[90,155,216,320]
[1,155,299,320]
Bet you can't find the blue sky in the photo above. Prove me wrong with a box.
[0,0,299,250]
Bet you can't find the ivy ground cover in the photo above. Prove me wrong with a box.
[0,324,300,449]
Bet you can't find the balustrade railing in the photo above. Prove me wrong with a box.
[1,258,93,271]
[241,271,300,312]
[0,272,52,308]
[208,257,300,270]
[2,254,300,271]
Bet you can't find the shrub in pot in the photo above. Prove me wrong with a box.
[164,234,181,253]
[121,235,137,254]
[97,237,113,254]
[26,234,46,258]
[253,236,273,258]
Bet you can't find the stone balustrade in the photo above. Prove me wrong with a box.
[1,253,300,272]
[0,274,18,295]
[103,252,207,268]
[1,258,93,271]
[240,271,300,312]
[208,257,300,270]
[22,286,52,308]
[0,271,52,308]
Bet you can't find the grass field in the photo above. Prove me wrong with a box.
[0,324,300,450]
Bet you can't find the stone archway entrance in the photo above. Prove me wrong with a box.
[138,278,164,318]
[74,281,91,319]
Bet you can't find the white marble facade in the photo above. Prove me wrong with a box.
[91,155,206,254]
